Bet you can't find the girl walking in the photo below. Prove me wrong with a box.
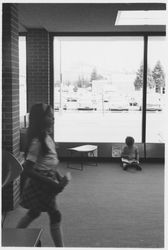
[17,103,71,247]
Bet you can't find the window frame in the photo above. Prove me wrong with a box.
[43,29,167,145]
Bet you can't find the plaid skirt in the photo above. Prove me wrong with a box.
[20,177,58,212]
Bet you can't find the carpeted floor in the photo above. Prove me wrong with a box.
[3,161,164,248]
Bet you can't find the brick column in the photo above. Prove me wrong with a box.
[27,29,51,111]
[2,3,20,211]
[2,3,20,158]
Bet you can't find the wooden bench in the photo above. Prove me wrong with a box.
[2,228,43,247]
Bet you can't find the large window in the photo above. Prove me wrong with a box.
[54,37,144,142]
[19,36,27,127]
[146,37,166,143]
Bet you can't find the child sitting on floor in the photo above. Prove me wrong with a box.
[121,136,142,171]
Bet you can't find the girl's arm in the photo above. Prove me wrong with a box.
[56,170,71,183]
[23,160,67,192]
[55,170,64,182]
[121,147,128,159]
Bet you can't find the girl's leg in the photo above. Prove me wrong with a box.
[131,162,142,171]
[123,163,128,170]
[121,158,129,170]
[16,210,41,228]
[48,209,64,247]
[136,164,142,171]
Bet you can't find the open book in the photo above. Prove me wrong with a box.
[121,158,139,164]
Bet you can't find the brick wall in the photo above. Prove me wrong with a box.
[2,3,21,211]
[2,177,20,212]
[27,29,51,111]
[2,3,20,158]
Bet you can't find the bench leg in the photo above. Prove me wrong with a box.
[37,240,42,247]
[86,151,98,166]
[67,150,83,171]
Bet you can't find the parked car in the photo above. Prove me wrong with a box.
[78,99,97,110]
[147,94,162,111]
[65,99,78,110]
[128,97,140,111]
[108,96,129,111]
[139,94,162,111]
[146,103,162,111]
[54,102,60,110]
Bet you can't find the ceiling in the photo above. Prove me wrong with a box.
[17,3,166,33]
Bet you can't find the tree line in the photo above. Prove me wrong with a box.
[63,61,165,94]
[134,60,165,93]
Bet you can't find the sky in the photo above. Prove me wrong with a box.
[54,36,167,84]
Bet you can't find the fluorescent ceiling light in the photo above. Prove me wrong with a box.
[115,10,166,25]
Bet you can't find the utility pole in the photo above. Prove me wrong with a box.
[59,40,63,113]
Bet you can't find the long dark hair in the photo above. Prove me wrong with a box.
[25,103,52,156]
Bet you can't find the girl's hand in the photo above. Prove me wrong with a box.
[53,172,71,193]
[55,159,59,165]
[65,172,71,181]
[59,172,71,186]
[52,178,68,194]
[59,176,69,188]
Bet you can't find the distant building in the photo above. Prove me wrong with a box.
[92,80,116,94]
